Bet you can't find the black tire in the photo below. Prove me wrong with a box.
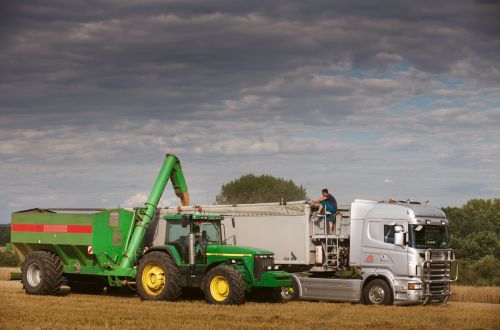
[363,279,392,305]
[69,279,105,295]
[281,276,300,302]
[21,251,63,295]
[203,266,246,305]
[136,252,181,301]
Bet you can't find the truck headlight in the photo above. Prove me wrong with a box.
[408,282,422,290]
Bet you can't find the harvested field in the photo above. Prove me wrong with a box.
[0,267,19,281]
[451,285,500,304]
[0,280,498,330]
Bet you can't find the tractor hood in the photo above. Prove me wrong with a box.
[206,244,273,256]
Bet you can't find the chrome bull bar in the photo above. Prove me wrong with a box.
[421,249,458,305]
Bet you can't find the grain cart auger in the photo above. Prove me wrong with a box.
[9,154,291,305]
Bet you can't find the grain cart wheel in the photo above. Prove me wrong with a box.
[363,279,392,305]
[203,266,246,305]
[21,251,63,295]
[136,252,181,301]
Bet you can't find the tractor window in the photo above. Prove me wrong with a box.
[167,220,190,245]
[195,222,221,245]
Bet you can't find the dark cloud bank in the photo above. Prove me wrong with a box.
[0,0,499,221]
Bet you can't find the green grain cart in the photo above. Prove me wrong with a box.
[8,154,291,304]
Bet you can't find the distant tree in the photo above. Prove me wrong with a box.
[444,199,500,260]
[216,174,307,204]
[0,224,10,246]
[443,199,500,285]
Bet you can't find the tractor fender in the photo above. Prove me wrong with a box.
[143,245,182,265]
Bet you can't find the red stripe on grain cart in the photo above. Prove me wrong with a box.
[11,224,93,234]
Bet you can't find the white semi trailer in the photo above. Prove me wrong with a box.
[159,199,457,305]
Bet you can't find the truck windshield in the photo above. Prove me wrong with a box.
[409,225,448,249]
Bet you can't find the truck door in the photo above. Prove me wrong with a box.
[380,222,408,276]
[361,219,408,275]
[361,220,383,268]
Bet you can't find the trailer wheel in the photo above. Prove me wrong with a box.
[203,266,246,305]
[21,251,63,295]
[136,252,181,301]
[363,279,392,305]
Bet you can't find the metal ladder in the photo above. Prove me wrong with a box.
[318,210,339,268]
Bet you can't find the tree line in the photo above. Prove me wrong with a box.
[443,199,499,286]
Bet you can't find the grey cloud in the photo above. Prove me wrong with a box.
[0,1,499,221]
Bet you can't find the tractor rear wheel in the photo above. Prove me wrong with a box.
[21,251,63,295]
[136,252,181,301]
[203,266,246,305]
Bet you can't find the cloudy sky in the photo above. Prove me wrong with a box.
[1,1,499,222]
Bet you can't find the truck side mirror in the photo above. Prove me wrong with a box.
[394,225,404,247]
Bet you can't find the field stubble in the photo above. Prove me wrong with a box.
[0,279,499,330]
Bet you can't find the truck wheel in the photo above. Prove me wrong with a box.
[363,279,392,305]
[203,266,246,305]
[21,251,63,295]
[136,252,181,301]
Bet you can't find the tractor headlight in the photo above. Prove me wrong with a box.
[255,254,274,259]
[408,282,422,290]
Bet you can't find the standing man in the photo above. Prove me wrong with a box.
[313,188,338,234]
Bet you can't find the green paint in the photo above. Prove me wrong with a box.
[120,154,189,269]
[10,154,291,293]
[11,232,92,245]
[162,213,292,289]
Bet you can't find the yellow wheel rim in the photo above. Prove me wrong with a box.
[210,276,230,302]
[142,263,165,296]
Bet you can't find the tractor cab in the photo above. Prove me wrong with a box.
[163,213,224,265]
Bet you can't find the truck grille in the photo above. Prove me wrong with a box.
[421,249,457,304]
[254,256,274,281]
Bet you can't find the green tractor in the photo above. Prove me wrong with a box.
[138,213,290,304]
[9,154,291,305]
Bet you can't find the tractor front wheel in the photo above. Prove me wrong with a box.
[203,266,246,305]
[136,252,181,301]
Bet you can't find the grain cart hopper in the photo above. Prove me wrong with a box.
[9,154,291,304]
